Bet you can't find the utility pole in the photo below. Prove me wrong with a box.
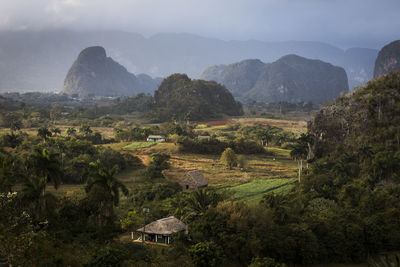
[142,208,150,245]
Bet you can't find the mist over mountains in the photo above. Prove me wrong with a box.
[0,30,378,93]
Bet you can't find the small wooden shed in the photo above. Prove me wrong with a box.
[136,216,187,244]
[197,135,211,141]
[180,170,208,190]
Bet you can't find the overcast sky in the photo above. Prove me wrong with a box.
[0,0,399,48]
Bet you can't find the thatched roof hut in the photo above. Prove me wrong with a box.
[180,170,208,190]
[136,216,187,235]
[136,216,187,244]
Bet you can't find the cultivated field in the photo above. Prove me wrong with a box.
[43,117,306,202]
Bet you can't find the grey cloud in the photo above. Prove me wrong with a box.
[0,0,399,48]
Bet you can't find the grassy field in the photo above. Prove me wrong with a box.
[123,140,300,202]
[122,142,156,150]
[228,178,297,202]
[45,117,305,202]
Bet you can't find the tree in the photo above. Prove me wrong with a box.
[10,119,22,132]
[0,155,18,193]
[0,192,37,266]
[185,188,224,219]
[275,132,294,147]
[290,134,310,182]
[51,127,61,137]
[262,193,290,223]
[27,148,62,191]
[237,155,248,170]
[2,131,25,148]
[37,126,52,141]
[86,161,128,206]
[145,153,170,178]
[85,161,129,226]
[66,127,77,137]
[256,125,280,146]
[220,148,237,169]
[79,124,93,136]
[49,102,62,124]
[20,175,57,219]
[189,241,223,267]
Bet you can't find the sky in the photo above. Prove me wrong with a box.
[0,0,399,48]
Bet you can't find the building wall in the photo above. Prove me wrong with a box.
[143,233,170,244]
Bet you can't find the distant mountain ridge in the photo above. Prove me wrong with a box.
[0,30,378,93]
[62,46,161,97]
[374,40,400,78]
[200,55,349,104]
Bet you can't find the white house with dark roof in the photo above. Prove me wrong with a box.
[146,135,166,142]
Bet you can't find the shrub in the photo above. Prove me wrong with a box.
[237,155,248,170]
[220,148,237,169]
[145,153,170,179]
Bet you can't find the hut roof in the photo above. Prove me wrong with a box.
[136,216,186,235]
[180,170,208,188]
[147,135,165,139]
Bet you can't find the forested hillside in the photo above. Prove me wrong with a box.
[182,71,400,265]
[374,40,400,78]
[153,74,243,121]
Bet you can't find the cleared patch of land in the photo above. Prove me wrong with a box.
[234,117,307,134]
[122,142,156,150]
[229,178,297,202]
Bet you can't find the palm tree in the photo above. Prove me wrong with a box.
[85,161,129,226]
[20,175,57,219]
[51,127,61,137]
[0,156,16,193]
[27,148,62,191]
[37,126,52,141]
[66,127,77,138]
[290,135,310,182]
[256,125,280,146]
[262,193,290,223]
[79,124,93,136]
[86,163,128,206]
[186,188,223,220]
[171,193,191,222]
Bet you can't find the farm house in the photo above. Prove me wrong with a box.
[136,216,187,244]
[179,170,208,190]
[146,135,166,142]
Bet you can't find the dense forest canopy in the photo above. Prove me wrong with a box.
[153,74,243,121]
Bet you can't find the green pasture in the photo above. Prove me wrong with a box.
[228,178,297,202]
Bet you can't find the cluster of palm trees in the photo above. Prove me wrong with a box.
[84,161,129,227]
[1,145,129,225]
[172,188,225,223]
[290,133,311,182]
